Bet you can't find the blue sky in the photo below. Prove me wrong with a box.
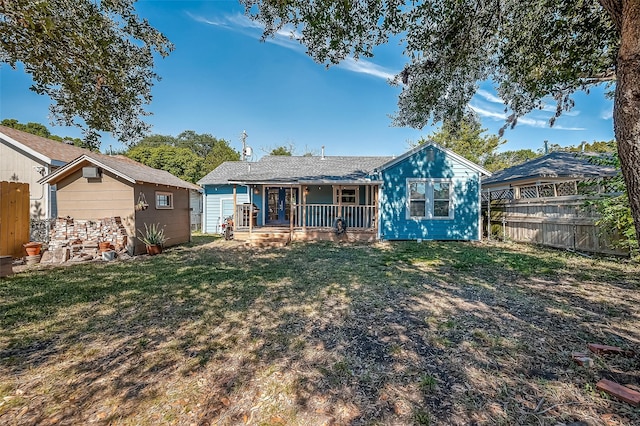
[0,0,615,158]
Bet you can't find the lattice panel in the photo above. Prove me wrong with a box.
[600,177,622,194]
[556,181,578,196]
[485,189,514,201]
[520,185,539,199]
[538,184,555,198]
[577,179,600,195]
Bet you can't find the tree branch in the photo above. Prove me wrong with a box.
[598,0,623,31]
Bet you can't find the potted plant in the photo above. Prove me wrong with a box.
[98,239,112,252]
[134,201,149,211]
[137,223,167,255]
[24,242,43,256]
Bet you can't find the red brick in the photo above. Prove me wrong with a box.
[587,343,627,355]
[596,379,640,406]
[572,356,593,367]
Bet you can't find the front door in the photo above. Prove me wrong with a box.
[266,187,295,225]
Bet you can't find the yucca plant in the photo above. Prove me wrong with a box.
[137,223,167,247]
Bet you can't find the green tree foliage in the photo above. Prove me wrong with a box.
[128,131,240,181]
[422,112,504,167]
[270,145,294,156]
[205,141,241,171]
[240,0,640,243]
[483,149,539,172]
[570,140,617,153]
[0,1,173,149]
[127,145,205,184]
[583,154,638,258]
[1,118,94,150]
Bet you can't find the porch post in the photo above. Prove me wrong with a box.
[365,185,370,228]
[487,190,491,241]
[290,185,294,234]
[249,189,253,234]
[338,185,342,220]
[374,184,379,235]
[302,184,307,231]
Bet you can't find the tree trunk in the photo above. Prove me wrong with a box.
[613,0,640,244]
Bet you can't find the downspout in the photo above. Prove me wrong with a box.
[188,189,192,242]
[202,188,207,234]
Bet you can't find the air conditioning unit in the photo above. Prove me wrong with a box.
[82,167,100,178]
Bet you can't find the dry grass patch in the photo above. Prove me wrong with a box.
[1,237,639,425]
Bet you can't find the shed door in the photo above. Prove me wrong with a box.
[221,199,234,226]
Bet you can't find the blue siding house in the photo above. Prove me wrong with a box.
[198,162,252,234]
[198,142,490,241]
[378,142,487,240]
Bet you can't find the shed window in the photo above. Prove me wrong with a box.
[407,179,453,219]
[156,191,173,209]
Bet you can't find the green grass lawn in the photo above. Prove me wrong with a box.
[1,237,639,425]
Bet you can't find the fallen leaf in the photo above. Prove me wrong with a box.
[220,397,230,406]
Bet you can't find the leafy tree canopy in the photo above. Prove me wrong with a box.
[421,112,504,167]
[1,118,93,150]
[483,149,539,173]
[128,131,240,181]
[270,145,294,156]
[126,145,205,184]
[0,1,173,149]
[241,0,640,243]
[563,139,617,153]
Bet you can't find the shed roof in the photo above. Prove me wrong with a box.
[0,125,91,165]
[482,151,618,187]
[40,152,201,191]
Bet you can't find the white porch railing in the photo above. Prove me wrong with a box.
[235,203,377,230]
[235,204,258,228]
[294,204,376,229]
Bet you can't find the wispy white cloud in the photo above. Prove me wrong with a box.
[338,57,396,80]
[552,125,586,131]
[188,12,394,80]
[475,89,504,104]
[470,104,585,131]
[469,104,506,120]
[600,109,613,120]
[516,117,548,128]
[539,103,580,116]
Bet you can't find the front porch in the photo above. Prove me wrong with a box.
[230,183,380,243]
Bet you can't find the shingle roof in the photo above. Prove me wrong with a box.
[41,152,201,191]
[0,125,91,163]
[199,156,392,185]
[482,151,618,186]
[197,161,256,185]
[90,153,201,190]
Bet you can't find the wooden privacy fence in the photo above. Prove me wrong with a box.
[0,181,30,258]
[486,196,627,256]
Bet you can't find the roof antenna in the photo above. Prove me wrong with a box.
[241,130,249,161]
[321,145,325,160]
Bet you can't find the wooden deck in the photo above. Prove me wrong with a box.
[233,226,378,246]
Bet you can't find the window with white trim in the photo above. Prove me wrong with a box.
[408,182,426,217]
[156,191,174,209]
[334,186,359,205]
[407,179,453,219]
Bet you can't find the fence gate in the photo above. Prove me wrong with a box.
[0,181,30,258]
